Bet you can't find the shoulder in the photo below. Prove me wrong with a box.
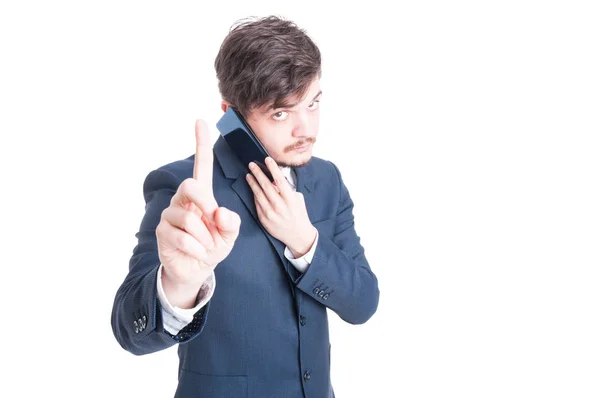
[155,154,196,182]
[307,155,344,185]
[141,154,195,196]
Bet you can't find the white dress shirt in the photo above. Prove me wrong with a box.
[157,166,319,335]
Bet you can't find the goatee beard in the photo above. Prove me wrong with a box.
[277,138,316,168]
[276,157,312,169]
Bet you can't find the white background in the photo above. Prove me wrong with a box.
[1,1,599,397]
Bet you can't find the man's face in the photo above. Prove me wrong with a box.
[243,78,321,168]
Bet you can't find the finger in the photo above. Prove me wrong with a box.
[213,207,241,246]
[264,157,293,201]
[161,205,215,250]
[249,162,285,209]
[159,221,209,262]
[255,199,265,220]
[255,199,273,223]
[246,173,275,216]
[193,120,215,194]
[171,178,219,223]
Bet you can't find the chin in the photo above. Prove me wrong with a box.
[276,152,312,168]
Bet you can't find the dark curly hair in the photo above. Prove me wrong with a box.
[214,16,322,117]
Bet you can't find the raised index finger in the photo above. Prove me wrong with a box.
[193,119,214,184]
[191,119,218,220]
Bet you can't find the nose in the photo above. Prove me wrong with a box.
[291,112,315,139]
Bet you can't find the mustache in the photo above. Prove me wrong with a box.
[284,137,316,152]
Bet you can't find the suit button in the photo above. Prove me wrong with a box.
[303,371,311,382]
[300,315,306,326]
[133,320,139,333]
[313,287,320,295]
[318,291,325,298]
[323,293,330,300]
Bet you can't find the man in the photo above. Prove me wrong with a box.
[111,16,379,398]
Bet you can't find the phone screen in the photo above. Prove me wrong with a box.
[216,107,274,182]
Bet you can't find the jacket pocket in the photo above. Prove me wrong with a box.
[175,370,247,398]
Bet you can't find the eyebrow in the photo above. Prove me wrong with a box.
[264,90,323,114]
[305,90,323,105]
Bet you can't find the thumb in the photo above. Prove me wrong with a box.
[214,207,241,246]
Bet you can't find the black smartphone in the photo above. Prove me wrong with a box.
[216,107,274,182]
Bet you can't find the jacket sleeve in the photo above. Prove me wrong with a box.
[111,168,210,355]
[295,162,380,324]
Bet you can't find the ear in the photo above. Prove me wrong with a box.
[221,100,230,113]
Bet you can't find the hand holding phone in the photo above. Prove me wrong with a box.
[216,107,274,182]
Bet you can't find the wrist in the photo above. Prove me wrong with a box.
[162,269,209,309]
[289,226,318,259]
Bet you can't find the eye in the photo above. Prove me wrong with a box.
[271,110,290,121]
[308,100,320,110]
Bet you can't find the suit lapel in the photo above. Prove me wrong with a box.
[214,137,289,273]
[293,162,317,223]
[231,176,289,267]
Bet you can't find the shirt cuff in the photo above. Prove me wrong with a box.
[284,230,319,273]
[156,263,215,335]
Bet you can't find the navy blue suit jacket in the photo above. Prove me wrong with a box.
[111,136,379,397]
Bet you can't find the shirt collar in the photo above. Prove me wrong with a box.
[280,166,297,189]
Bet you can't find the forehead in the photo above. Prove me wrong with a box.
[255,80,322,115]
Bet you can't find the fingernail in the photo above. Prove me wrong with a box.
[249,162,255,169]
